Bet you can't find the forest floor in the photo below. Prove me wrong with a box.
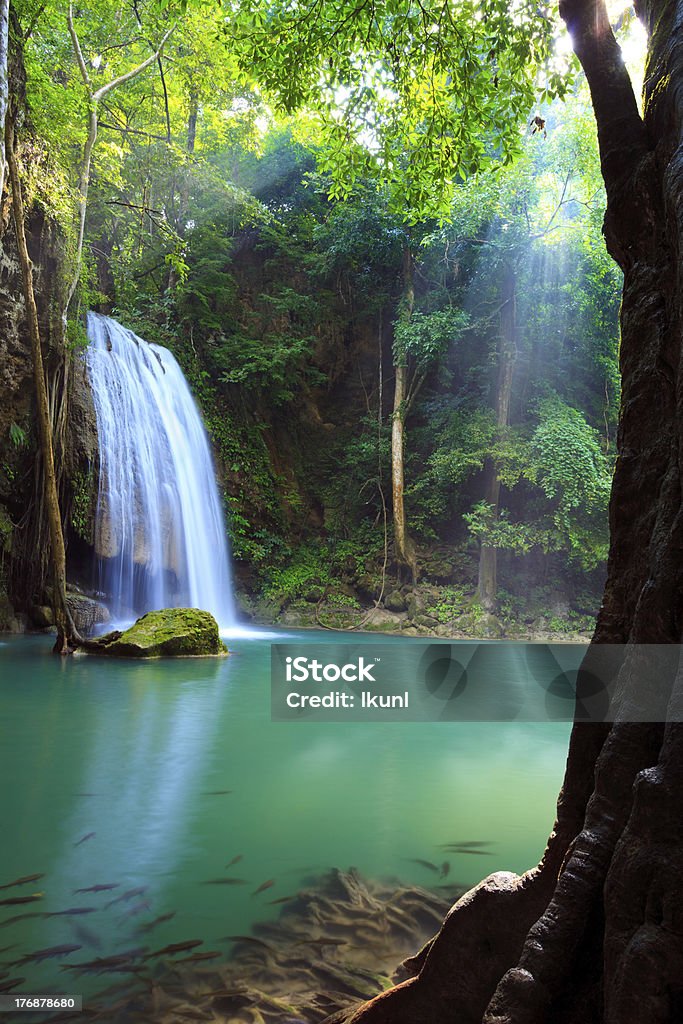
[238,543,598,642]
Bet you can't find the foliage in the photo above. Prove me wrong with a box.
[262,522,385,605]
[428,584,470,624]
[394,308,469,368]
[70,468,95,543]
[9,423,27,448]
[529,395,611,566]
[232,0,570,219]
[9,0,623,625]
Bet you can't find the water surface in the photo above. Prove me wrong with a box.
[0,631,570,994]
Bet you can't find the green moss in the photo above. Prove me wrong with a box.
[70,468,96,543]
[94,608,228,658]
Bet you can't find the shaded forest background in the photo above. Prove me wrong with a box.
[0,0,628,637]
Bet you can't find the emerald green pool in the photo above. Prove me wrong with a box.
[0,631,570,996]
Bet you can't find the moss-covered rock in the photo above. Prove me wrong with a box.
[384,590,407,612]
[90,607,228,658]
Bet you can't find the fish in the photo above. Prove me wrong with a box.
[201,790,233,796]
[225,855,243,867]
[73,883,120,894]
[0,946,17,955]
[440,847,495,856]
[0,893,44,906]
[403,858,439,873]
[201,878,247,886]
[297,937,348,949]
[145,940,203,959]
[437,841,494,849]
[47,907,97,917]
[0,874,45,890]
[440,861,450,878]
[63,961,144,977]
[251,879,275,896]
[12,944,82,965]
[175,951,221,964]
[267,895,294,905]
[63,949,147,973]
[0,977,25,993]
[74,832,96,846]
[106,886,148,907]
[135,911,176,935]
[221,935,275,953]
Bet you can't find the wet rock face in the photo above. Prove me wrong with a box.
[66,592,110,635]
[91,607,228,658]
[67,354,99,469]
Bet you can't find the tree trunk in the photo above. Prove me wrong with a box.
[6,121,81,653]
[322,2,683,1023]
[391,245,417,582]
[477,264,516,612]
[66,5,173,313]
[167,90,198,293]
[0,0,9,199]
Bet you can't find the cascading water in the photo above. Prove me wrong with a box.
[86,312,236,628]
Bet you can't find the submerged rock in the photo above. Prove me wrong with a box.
[89,607,228,658]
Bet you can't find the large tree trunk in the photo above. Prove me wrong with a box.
[6,121,81,653]
[477,264,517,613]
[391,245,417,582]
[323,2,683,1022]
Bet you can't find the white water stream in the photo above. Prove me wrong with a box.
[86,312,235,627]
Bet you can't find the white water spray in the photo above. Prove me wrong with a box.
[86,312,236,627]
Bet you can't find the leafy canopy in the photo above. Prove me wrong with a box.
[229,0,568,219]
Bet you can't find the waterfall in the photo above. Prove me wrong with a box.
[86,312,236,628]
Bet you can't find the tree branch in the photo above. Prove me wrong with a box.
[67,2,91,91]
[92,27,174,102]
[99,120,170,141]
[558,0,648,198]
[64,12,175,315]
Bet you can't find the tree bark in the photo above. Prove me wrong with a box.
[477,264,516,613]
[391,245,417,581]
[0,0,9,199]
[323,2,683,1023]
[6,120,81,653]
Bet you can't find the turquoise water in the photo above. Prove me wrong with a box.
[0,631,570,996]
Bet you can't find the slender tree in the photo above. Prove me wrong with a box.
[5,118,81,652]
[65,3,173,313]
[391,245,418,582]
[477,264,517,613]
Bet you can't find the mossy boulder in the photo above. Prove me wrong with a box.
[91,607,228,658]
[384,590,407,612]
